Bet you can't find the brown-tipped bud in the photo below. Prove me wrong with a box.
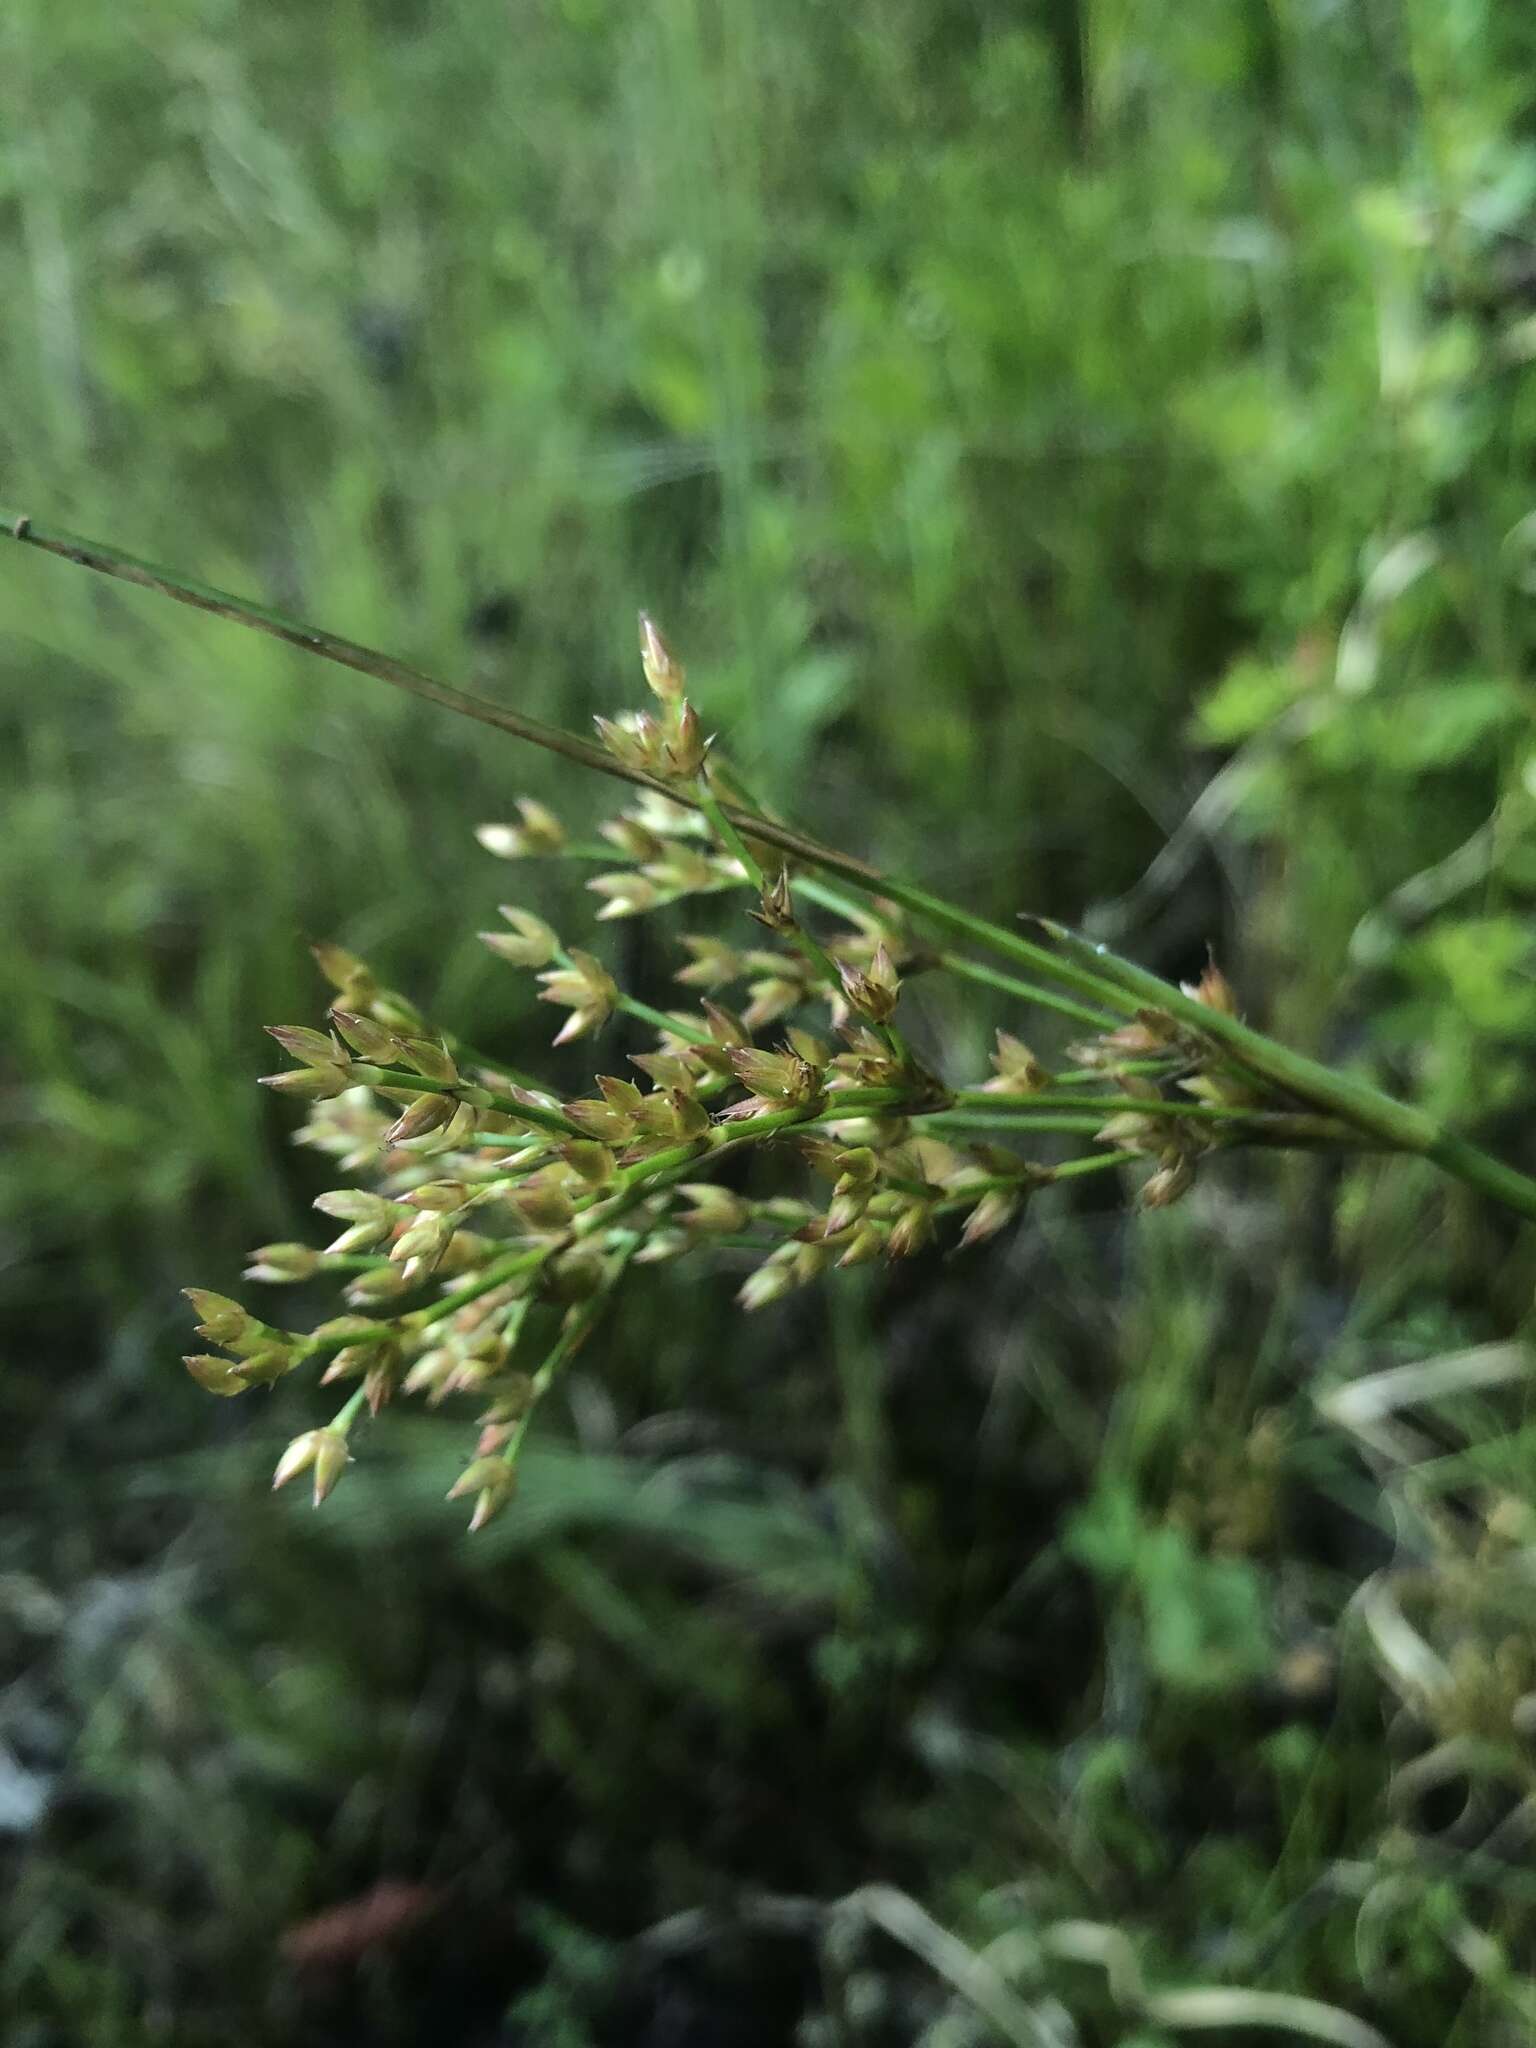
[319,1342,379,1385]
[986,1030,1048,1094]
[479,1370,537,1424]
[630,1050,699,1091]
[822,1193,868,1238]
[447,1456,518,1532]
[1182,961,1238,1016]
[401,1346,455,1400]
[244,1243,321,1284]
[329,1008,399,1061]
[272,1427,351,1506]
[601,814,667,862]
[632,1230,688,1264]
[677,1184,751,1234]
[260,1063,353,1099]
[390,1215,453,1267]
[561,1141,618,1186]
[1141,1155,1196,1209]
[738,1247,799,1313]
[647,843,718,893]
[701,1000,749,1048]
[591,1074,641,1117]
[537,949,619,1044]
[384,1093,457,1145]
[639,611,686,701]
[314,1189,399,1252]
[401,1180,471,1213]
[230,1346,297,1387]
[886,1200,934,1260]
[838,1226,885,1268]
[392,1036,459,1085]
[311,941,372,993]
[594,710,662,776]
[346,1265,411,1306]
[514,1175,576,1231]
[266,1024,346,1069]
[481,907,559,969]
[475,798,566,859]
[786,1027,830,1069]
[314,1189,395,1226]
[563,1098,635,1144]
[727,1046,820,1105]
[833,1147,880,1196]
[837,947,900,1025]
[1094,1112,1163,1153]
[184,1354,252,1397]
[587,872,663,921]
[664,700,709,780]
[544,1251,606,1303]
[667,1088,711,1139]
[959,1190,1021,1248]
[743,976,806,1031]
[755,868,797,934]
[184,1289,262,1350]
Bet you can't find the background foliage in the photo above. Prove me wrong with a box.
[6,1,1536,2041]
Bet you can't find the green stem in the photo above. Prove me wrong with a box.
[407,1246,547,1329]
[330,1385,370,1435]
[0,514,1137,1018]
[1051,1150,1139,1182]
[500,1237,640,1467]
[697,767,854,1010]
[928,951,1120,1032]
[915,1113,1114,1138]
[951,1090,1362,1136]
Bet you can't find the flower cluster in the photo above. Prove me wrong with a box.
[185,619,1332,1528]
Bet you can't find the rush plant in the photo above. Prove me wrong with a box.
[9,511,1536,1530]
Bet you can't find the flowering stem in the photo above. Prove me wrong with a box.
[408,1247,547,1329]
[696,768,854,1014]
[13,512,1536,1218]
[499,1237,640,1469]
[347,1061,584,1139]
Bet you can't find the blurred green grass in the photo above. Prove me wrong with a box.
[7,1,1536,2042]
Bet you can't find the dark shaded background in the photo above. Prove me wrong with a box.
[6,3,1536,2042]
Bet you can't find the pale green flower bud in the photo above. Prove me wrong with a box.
[272,1427,350,1506]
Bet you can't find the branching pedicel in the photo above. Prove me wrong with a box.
[185,621,1415,1528]
[5,511,1534,1532]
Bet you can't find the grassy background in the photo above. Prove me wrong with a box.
[6,1,1536,2041]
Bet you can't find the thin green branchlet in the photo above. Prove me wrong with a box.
[6,516,1533,1524]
